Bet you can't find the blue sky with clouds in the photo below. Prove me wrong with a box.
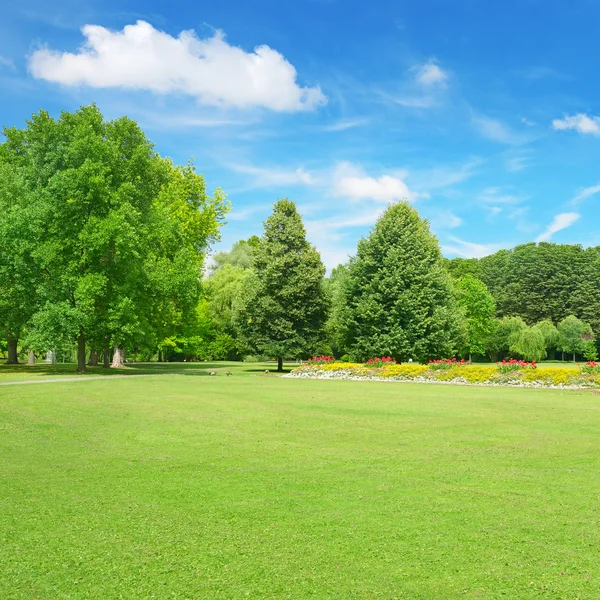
[2,0,600,269]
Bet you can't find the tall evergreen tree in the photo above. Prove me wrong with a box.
[236,199,327,371]
[342,202,461,362]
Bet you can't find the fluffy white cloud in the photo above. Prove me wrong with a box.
[571,183,600,205]
[28,21,326,112]
[535,212,580,242]
[552,114,600,135]
[416,62,448,86]
[332,162,416,203]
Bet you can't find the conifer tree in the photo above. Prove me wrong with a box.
[236,199,327,371]
[342,202,461,362]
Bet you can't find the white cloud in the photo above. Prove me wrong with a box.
[0,56,15,70]
[473,115,529,145]
[415,61,448,87]
[442,236,501,258]
[552,114,600,135]
[521,117,536,126]
[506,154,531,172]
[28,20,326,112]
[535,212,580,242]
[332,162,417,203]
[228,164,314,187]
[570,183,600,205]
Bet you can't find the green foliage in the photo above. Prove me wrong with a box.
[510,326,547,362]
[236,199,328,367]
[454,274,496,358]
[210,236,259,273]
[558,315,594,360]
[342,202,461,362]
[484,316,527,360]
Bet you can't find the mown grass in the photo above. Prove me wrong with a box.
[1,371,599,598]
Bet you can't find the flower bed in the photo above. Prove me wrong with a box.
[286,361,600,389]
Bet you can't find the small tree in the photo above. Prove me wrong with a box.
[236,199,328,371]
[484,316,527,361]
[558,315,594,362]
[533,320,560,359]
[511,326,546,362]
[455,275,496,362]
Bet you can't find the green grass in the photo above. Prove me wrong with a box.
[1,369,599,599]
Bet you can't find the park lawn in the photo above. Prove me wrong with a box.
[0,361,284,383]
[1,375,599,599]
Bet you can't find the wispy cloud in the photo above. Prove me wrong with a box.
[0,56,15,70]
[535,212,580,242]
[473,115,531,145]
[28,20,326,112]
[322,118,369,132]
[415,61,448,87]
[228,163,315,187]
[552,114,600,136]
[442,236,502,258]
[478,187,524,205]
[570,183,600,205]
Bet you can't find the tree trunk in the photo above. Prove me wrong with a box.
[27,350,35,366]
[88,350,98,367]
[158,349,163,362]
[76,333,87,373]
[573,353,576,363]
[277,356,283,372]
[6,337,19,364]
[468,353,472,365]
[111,345,125,368]
[103,347,110,369]
[562,351,565,361]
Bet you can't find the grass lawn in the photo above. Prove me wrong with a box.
[1,367,599,599]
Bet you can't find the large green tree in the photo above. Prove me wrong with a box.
[454,274,496,362]
[236,199,328,371]
[342,202,461,362]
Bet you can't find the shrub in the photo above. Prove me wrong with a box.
[496,359,536,373]
[365,356,397,367]
[339,354,351,363]
[428,358,466,370]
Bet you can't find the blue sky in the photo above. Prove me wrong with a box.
[2,0,600,270]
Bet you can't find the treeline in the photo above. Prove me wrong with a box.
[2,106,598,371]
[0,106,229,372]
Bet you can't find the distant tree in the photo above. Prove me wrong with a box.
[484,316,527,361]
[236,199,328,371]
[532,320,560,359]
[323,263,352,358]
[210,236,260,273]
[558,315,594,362]
[454,275,496,362]
[511,326,546,362]
[342,202,461,362]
